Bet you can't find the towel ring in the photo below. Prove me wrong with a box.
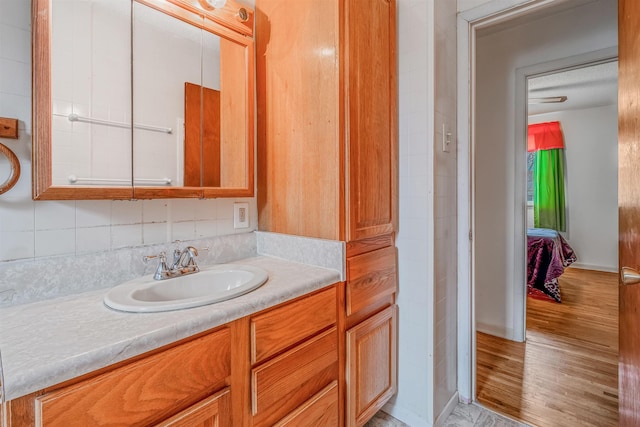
[0,143,20,195]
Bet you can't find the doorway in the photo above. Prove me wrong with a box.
[475,61,620,426]
[456,0,618,413]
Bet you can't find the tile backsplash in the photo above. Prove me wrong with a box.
[0,231,346,308]
[0,232,258,307]
[0,198,257,262]
[0,0,258,264]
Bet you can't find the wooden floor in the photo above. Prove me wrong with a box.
[476,268,619,427]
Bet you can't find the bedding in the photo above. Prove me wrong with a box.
[527,228,577,302]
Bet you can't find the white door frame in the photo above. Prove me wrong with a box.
[455,0,618,403]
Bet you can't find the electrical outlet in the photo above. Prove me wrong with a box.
[234,202,249,229]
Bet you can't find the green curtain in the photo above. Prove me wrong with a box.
[533,148,566,231]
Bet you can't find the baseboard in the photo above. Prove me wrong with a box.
[382,402,432,427]
[569,263,618,273]
[434,392,459,427]
[476,322,517,341]
[458,394,472,404]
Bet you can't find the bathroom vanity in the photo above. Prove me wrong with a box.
[0,230,397,426]
[0,255,342,426]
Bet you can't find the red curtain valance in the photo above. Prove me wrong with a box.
[528,121,565,152]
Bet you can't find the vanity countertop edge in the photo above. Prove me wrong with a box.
[0,255,341,401]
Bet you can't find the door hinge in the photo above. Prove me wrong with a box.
[469,230,473,241]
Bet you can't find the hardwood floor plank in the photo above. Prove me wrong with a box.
[476,268,619,427]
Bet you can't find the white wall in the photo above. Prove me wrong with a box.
[529,104,618,271]
[0,0,256,265]
[458,0,495,11]
[386,0,457,425]
[474,0,617,339]
[433,0,458,421]
[386,0,435,425]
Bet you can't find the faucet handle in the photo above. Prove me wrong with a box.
[185,246,198,257]
[171,248,182,266]
[178,246,199,267]
[143,252,172,280]
[193,246,210,256]
[143,251,167,263]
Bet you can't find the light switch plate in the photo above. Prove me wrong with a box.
[234,202,249,229]
[442,122,451,153]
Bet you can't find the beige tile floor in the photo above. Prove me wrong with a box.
[366,403,530,427]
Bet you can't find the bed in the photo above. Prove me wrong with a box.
[527,228,577,302]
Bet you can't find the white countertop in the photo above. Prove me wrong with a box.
[0,256,340,401]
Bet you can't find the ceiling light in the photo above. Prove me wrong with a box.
[528,96,568,104]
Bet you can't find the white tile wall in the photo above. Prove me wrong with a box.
[142,199,169,223]
[76,226,110,253]
[0,231,34,261]
[111,200,143,226]
[433,0,458,419]
[76,200,112,227]
[142,222,168,245]
[0,0,257,264]
[386,0,458,426]
[35,201,76,230]
[35,228,76,257]
[385,0,436,426]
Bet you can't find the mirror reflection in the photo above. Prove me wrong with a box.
[45,0,251,196]
[50,0,132,186]
[133,2,204,187]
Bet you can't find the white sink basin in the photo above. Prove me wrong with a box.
[104,264,269,313]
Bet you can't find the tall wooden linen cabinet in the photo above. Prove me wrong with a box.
[256,0,398,426]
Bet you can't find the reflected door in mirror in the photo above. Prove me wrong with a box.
[185,83,221,187]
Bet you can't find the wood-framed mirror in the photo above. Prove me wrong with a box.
[32,0,255,200]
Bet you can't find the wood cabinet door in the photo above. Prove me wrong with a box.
[155,388,231,427]
[346,305,397,427]
[346,0,397,242]
[255,0,342,241]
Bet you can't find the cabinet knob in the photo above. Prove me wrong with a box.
[237,8,249,22]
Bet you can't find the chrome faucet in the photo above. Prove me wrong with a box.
[172,246,199,273]
[144,246,200,280]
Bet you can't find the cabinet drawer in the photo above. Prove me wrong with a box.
[251,286,336,364]
[36,328,231,427]
[274,381,339,426]
[252,327,338,427]
[155,387,231,427]
[346,246,397,316]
